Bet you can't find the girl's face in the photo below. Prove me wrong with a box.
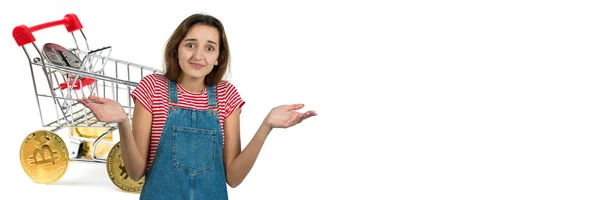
[177,24,220,80]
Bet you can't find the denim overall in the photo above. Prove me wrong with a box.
[140,80,228,200]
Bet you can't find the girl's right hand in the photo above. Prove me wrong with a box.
[77,96,128,123]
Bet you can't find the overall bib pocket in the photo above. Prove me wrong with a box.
[172,126,216,176]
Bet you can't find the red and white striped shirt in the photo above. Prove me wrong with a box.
[130,74,245,171]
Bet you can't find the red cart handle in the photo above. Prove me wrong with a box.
[13,13,83,47]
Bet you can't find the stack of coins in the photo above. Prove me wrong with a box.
[70,127,113,159]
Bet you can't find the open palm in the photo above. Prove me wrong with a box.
[265,104,317,129]
[77,96,128,123]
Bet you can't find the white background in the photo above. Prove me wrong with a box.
[1,0,600,199]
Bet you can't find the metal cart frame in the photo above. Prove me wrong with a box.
[13,13,161,169]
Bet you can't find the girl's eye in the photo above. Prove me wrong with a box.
[207,46,215,52]
[186,43,195,48]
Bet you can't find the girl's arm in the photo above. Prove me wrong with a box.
[223,108,271,188]
[78,96,152,182]
[118,100,152,181]
[223,104,317,188]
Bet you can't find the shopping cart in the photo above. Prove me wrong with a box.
[13,13,160,192]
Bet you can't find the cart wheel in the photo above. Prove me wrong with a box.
[20,130,69,184]
[106,141,145,193]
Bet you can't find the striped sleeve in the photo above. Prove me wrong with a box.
[130,74,156,113]
[223,82,245,118]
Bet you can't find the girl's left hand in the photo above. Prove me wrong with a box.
[264,104,317,129]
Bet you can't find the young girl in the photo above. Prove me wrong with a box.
[77,13,316,199]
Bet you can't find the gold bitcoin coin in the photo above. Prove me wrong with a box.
[71,127,113,159]
[107,142,145,193]
[20,130,69,184]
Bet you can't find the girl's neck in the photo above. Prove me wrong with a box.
[177,74,205,93]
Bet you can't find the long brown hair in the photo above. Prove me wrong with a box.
[163,13,230,86]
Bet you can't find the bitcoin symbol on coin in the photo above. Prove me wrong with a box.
[29,144,59,165]
[107,142,145,192]
[119,163,129,180]
[20,130,69,184]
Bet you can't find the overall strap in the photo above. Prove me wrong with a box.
[168,80,178,103]
[207,84,217,109]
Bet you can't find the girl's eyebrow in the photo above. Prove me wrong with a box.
[183,38,218,46]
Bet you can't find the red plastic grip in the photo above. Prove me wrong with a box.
[13,13,83,46]
[60,77,95,90]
